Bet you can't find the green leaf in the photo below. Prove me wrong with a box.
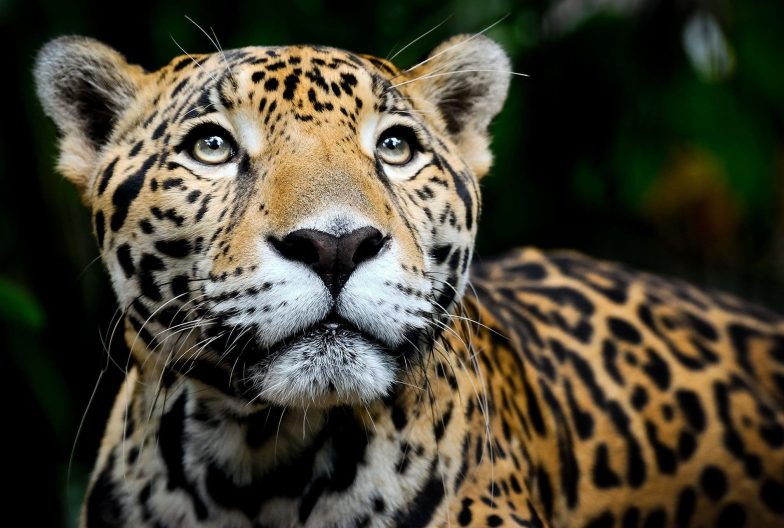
[0,278,45,329]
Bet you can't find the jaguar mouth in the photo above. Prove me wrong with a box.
[237,311,401,407]
[257,312,392,360]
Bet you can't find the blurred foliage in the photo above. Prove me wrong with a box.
[0,278,45,328]
[1,0,782,524]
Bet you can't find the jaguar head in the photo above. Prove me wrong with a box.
[35,35,510,407]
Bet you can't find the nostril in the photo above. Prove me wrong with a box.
[268,234,322,266]
[352,231,386,265]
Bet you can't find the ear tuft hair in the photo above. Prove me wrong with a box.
[405,35,511,177]
[34,36,144,198]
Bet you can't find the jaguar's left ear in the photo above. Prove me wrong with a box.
[405,34,511,178]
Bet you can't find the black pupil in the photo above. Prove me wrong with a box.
[383,136,404,152]
[205,136,224,150]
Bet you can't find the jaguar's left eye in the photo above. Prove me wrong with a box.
[376,126,419,165]
[193,134,233,164]
[180,124,237,165]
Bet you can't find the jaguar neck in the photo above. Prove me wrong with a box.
[110,320,496,526]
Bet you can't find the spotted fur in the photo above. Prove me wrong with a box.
[35,35,784,527]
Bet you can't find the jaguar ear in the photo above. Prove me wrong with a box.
[34,36,145,200]
[406,35,511,178]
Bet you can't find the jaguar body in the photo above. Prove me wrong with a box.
[34,34,784,527]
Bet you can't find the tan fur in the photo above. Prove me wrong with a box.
[34,36,784,528]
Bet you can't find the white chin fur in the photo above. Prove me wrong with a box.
[249,331,396,408]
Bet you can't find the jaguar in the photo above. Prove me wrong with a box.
[34,33,784,527]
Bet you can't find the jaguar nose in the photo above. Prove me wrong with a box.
[270,226,386,296]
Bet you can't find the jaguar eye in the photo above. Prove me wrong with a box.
[181,124,237,165]
[377,126,418,165]
[193,134,233,164]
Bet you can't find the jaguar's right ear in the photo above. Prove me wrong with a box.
[34,36,146,200]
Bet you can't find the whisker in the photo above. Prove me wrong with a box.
[184,15,233,78]
[401,14,510,75]
[75,253,104,282]
[391,69,528,90]
[66,341,110,518]
[388,14,454,62]
[170,36,219,85]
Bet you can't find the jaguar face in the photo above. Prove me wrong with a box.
[35,35,510,407]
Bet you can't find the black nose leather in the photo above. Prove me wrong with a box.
[271,226,386,296]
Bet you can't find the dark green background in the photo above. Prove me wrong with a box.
[2,0,782,524]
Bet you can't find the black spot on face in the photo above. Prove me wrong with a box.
[266,60,286,71]
[116,244,135,278]
[152,120,167,140]
[430,245,451,265]
[111,155,158,232]
[173,56,192,71]
[283,73,300,100]
[155,239,192,258]
[139,219,154,234]
[196,195,212,222]
[97,157,119,196]
[339,72,357,95]
[138,253,165,301]
[486,514,503,527]
[162,177,183,190]
[171,274,191,299]
[171,78,188,97]
[129,140,144,158]
[94,211,106,248]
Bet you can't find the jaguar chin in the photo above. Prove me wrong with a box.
[246,315,398,407]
